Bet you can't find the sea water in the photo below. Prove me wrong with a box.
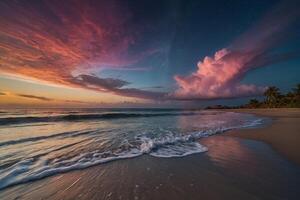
[0,108,263,189]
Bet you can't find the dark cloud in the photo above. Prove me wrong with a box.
[76,75,130,90]
[113,88,166,100]
[72,74,166,99]
[17,94,54,101]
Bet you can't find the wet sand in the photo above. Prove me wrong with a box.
[1,135,300,200]
[225,108,300,165]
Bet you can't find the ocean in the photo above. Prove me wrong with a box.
[0,108,264,190]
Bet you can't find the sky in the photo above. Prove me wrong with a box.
[0,0,299,108]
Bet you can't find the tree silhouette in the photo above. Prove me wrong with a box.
[248,99,260,108]
[206,84,300,109]
[264,86,281,107]
[293,84,300,96]
[292,84,300,107]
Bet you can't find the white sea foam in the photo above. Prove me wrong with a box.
[0,110,265,190]
[0,149,142,190]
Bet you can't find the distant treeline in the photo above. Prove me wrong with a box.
[206,84,300,109]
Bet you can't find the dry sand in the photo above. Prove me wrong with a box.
[225,108,300,165]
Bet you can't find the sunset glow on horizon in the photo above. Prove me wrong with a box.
[1,0,299,107]
[0,1,300,199]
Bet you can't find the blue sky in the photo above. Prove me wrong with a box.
[0,0,299,107]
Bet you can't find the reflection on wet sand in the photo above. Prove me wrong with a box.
[202,136,260,173]
[1,135,300,200]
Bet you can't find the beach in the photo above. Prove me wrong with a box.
[226,108,300,165]
[1,0,299,199]
[0,108,300,200]
[1,136,300,200]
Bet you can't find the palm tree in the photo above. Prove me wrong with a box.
[283,92,295,107]
[264,86,281,108]
[292,84,300,107]
[248,98,260,108]
[292,84,300,96]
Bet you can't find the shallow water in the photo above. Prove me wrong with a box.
[1,136,299,200]
[0,108,263,190]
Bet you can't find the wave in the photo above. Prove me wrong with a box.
[0,126,231,190]
[0,118,263,190]
[0,112,209,125]
[0,129,100,147]
[0,149,142,190]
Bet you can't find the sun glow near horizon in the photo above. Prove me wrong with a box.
[0,75,149,108]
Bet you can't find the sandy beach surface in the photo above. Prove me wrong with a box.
[226,108,300,165]
[0,108,300,200]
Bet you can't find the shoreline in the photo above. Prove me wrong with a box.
[222,108,300,166]
[0,108,300,199]
[2,135,300,200]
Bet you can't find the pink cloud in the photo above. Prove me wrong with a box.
[173,49,266,99]
[173,1,300,100]
[0,0,164,100]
